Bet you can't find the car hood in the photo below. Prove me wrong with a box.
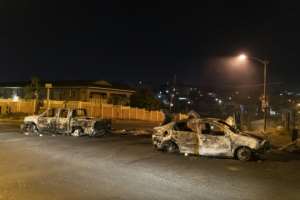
[154,122,175,134]
[239,131,265,141]
[24,115,39,122]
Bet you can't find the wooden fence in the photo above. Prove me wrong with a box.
[0,99,165,122]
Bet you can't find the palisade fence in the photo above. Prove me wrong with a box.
[0,99,165,122]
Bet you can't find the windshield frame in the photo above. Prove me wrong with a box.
[217,120,238,133]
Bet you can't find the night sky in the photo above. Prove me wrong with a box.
[0,1,299,87]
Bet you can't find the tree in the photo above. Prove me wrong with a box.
[130,88,161,110]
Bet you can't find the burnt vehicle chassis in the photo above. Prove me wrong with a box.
[21,108,111,137]
[152,118,270,161]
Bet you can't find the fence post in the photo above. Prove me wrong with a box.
[143,109,146,121]
[128,107,131,120]
[111,106,114,118]
[120,105,123,120]
[91,104,94,117]
[33,99,36,114]
[156,111,159,121]
[17,102,21,112]
[101,104,103,119]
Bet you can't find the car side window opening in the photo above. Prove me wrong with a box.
[47,109,56,117]
[60,109,69,118]
[174,121,193,132]
[72,109,87,117]
[201,123,225,136]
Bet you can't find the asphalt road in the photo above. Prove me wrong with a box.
[0,122,300,200]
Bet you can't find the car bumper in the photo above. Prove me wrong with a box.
[255,140,271,154]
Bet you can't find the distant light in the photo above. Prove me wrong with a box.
[218,99,222,104]
[12,95,19,102]
[228,96,232,100]
[215,98,218,101]
[158,95,162,99]
[165,90,169,94]
[279,93,283,96]
[178,97,187,100]
[297,103,300,107]
[270,110,276,116]
[238,54,247,61]
[170,103,174,107]
[187,101,191,104]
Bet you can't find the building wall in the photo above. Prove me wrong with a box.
[0,86,134,106]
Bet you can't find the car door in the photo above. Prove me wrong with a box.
[56,109,70,134]
[172,121,198,154]
[198,122,232,157]
[37,109,56,132]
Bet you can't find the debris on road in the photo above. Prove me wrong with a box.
[112,128,153,136]
[278,139,300,152]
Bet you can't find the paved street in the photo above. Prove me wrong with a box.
[0,122,300,200]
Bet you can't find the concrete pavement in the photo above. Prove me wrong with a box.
[0,122,300,200]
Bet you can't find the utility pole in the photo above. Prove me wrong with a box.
[237,54,269,132]
[262,61,269,132]
[169,74,176,112]
[45,83,52,109]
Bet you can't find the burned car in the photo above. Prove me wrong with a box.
[21,108,111,136]
[152,118,270,161]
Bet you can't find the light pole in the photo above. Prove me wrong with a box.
[45,83,53,110]
[238,54,269,132]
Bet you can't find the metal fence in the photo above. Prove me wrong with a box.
[0,99,165,122]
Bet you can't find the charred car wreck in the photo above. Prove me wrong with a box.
[21,108,111,137]
[152,118,270,161]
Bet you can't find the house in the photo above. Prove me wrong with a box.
[0,80,135,105]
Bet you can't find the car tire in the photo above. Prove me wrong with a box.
[166,142,178,153]
[25,123,39,135]
[236,147,252,161]
[71,128,82,137]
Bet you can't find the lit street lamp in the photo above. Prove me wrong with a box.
[238,54,269,132]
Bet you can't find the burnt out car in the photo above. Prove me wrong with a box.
[21,108,111,137]
[152,118,270,161]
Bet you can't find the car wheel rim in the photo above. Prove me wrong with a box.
[238,148,251,160]
[72,129,81,137]
[28,125,38,135]
[167,143,177,153]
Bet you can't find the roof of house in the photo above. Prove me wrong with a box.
[0,80,135,92]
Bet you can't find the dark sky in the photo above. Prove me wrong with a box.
[0,0,299,86]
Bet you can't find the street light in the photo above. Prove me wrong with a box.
[237,54,269,132]
[238,54,247,61]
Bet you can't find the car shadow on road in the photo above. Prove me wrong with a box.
[262,150,300,162]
